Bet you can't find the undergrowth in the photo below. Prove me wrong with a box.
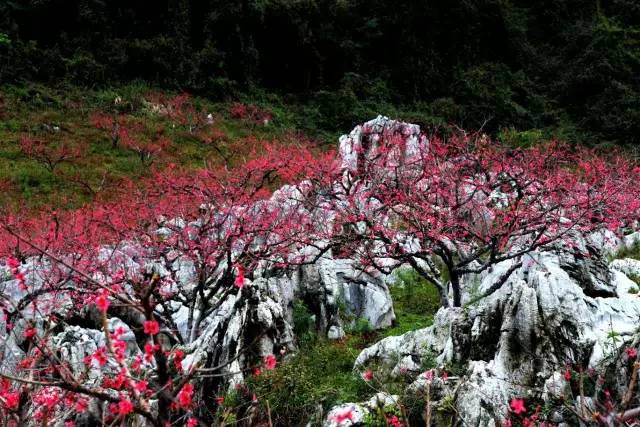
[247,269,441,426]
[610,241,640,262]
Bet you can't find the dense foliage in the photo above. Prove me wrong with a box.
[1,0,639,145]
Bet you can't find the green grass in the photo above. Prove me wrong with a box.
[249,336,371,426]
[612,242,640,261]
[382,268,442,337]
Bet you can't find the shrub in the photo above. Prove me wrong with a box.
[248,339,370,426]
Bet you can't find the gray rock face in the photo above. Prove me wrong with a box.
[182,278,295,391]
[556,238,616,297]
[353,248,640,426]
[302,256,394,331]
[264,254,395,339]
[338,115,424,176]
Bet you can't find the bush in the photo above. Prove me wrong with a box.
[612,242,640,261]
[249,339,370,426]
[385,268,442,337]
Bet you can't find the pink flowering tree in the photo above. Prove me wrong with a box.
[332,126,640,307]
[0,143,329,426]
[19,136,80,173]
[91,112,126,149]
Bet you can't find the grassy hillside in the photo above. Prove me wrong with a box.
[0,84,332,212]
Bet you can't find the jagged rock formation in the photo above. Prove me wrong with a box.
[350,238,640,426]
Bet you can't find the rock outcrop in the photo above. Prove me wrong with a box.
[352,242,640,425]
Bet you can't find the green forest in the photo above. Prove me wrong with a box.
[2,0,639,146]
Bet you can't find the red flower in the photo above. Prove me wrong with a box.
[264,354,277,370]
[131,355,143,371]
[92,347,108,367]
[504,419,512,427]
[564,369,572,381]
[214,396,224,405]
[362,370,374,381]
[234,265,245,289]
[144,343,160,362]
[75,399,88,412]
[117,398,134,415]
[95,290,110,312]
[387,415,403,427]
[172,349,184,371]
[186,418,198,427]
[23,327,36,339]
[177,383,194,408]
[135,380,148,392]
[143,320,160,335]
[626,347,638,359]
[253,367,262,376]
[509,398,526,415]
[113,339,126,361]
[4,392,20,410]
[7,257,19,270]
[64,422,76,427]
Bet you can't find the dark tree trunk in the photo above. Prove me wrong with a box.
[451,273,462,307]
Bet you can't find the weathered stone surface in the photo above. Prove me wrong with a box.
[265,253,395,337]
[353,248,640,426]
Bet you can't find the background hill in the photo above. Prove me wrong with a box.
[1,0,639,146]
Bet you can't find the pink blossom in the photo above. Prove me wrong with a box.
[135,380,148,392]
[234,265,245,289]
[94,290,110,312]
[7,257,19,270]
[264,354,277,370]
[509,398,526,415]
[92,347,108,367]
[4,392,20,410]
[362,370,374,381]
[75,399,88,412]
[143,320,160,335]
[387,415,403,427]
[117,398,134,415]
[177,383,194,408]
[626,347,638,359]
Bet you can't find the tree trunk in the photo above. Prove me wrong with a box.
[451,273,462,307]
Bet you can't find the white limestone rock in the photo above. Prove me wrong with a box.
[355,247,640,426]
[328,325,345,340]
